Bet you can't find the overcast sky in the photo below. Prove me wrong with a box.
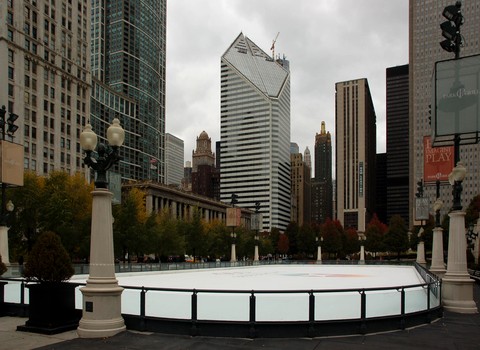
[165,0,409,167]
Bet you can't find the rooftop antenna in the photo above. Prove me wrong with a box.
[270,32,280,59]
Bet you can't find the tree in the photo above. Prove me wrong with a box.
[466,194,480,226]
[384,215,410,259]
[285,222,299,255]
[113,187,148,260]
[364,214,387,257]
[277,233,289,255]
[184,207,206,261]
[343,227,360,257]
[321,219,343,259]
[296,224,316,258]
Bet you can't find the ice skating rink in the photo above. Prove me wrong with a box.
[71,264,438,321]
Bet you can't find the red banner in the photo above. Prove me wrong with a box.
[423,136,454,183]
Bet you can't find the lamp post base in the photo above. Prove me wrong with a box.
[442,273,478,313]
[0,225,10,265]
[77,279,126,338]
[416,241,427,266]
[430,227,446,278]
[230,243,236,263]
[442,210,478,314]
[254,245,259,262]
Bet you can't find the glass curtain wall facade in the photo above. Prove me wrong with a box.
[91,0,166,182]
[220,33,291,231]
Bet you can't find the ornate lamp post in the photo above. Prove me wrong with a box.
[316,236,323,263]
[430,193,446,277]
[359,234,366,263]
[442,161,477,313]
[0,105,20,266]
[77,119,127,338]
[230,231,237,263]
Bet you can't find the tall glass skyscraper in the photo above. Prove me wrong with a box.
[220,33,291,231]
[91,0,166,182]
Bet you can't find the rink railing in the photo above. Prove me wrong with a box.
[0,262,442,338]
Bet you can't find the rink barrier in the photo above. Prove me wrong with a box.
[0,262,442,338]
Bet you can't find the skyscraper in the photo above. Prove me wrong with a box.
[311,122,333,224]
[410,1,480,226]
[91,0,166,182]
[386,64,409,225]
[165,133,184,186]
[290,151,311,226]
[1,0,91,176]
[335,79,376,232]
[220,33,291,231]
[192,131,219,199]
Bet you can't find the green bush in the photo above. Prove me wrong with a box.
[23,231,74,283]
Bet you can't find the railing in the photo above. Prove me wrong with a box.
[0,264,442,338]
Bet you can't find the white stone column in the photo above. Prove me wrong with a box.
[430,227,446,278]
[360,245,365,263]
[78,189,126,338]
[416,241,427,266]
[0,226,10,265]
[317,245,322,263]
[442,210,477,313]
[254,245,259,262]
[230,243,236,263]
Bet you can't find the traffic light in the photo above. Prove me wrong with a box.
[231,193,238,206]
[7,112,18,136]
[416,179,424,198]
[428,104,432,125]
[440,2,464,57]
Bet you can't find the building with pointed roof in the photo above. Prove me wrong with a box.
[219,33,291,231]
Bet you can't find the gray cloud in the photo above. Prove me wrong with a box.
[166,0,408,167]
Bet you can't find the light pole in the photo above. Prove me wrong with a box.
[0,105,19,265]
[253,202,261,262]
[430,180,446,277]
[316,236,323,263]
[359,234,366,264]
[230,194,238,263]
[77,118,127,338]
[442,161,477,313]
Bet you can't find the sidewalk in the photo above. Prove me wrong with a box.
[1,283,479,350]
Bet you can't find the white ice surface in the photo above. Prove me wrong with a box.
[6,265,440,322]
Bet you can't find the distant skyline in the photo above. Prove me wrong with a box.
[165,0,409,166]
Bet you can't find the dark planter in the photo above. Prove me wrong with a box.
[17,282,81,334]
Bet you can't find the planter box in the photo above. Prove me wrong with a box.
[17,282,81,334]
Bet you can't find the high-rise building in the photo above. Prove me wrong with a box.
[335,79,377,232]
[311,122,333,224]
[410,1,480,226]
[386,64,409,225]
[182,161,192,192]
[1,0,91,175]
[220,33,291,231]
[304,147,312,177]
[165,133,184,186]
[290,152,311,226]
[376,153,387,224]
[91,0,166,182]
[192,131,219,199]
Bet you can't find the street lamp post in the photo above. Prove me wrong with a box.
[442,161,477,313]
[0,105,19,265]
[77,119,127,338]
[430,181,446,277]
[359,235,366,264]
[253,202,261,262]
[316,236,323,263]
[230,231,237,263]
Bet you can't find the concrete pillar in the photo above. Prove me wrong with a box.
[230,243,236,263]
[416,241,427,266]
[78,189,126,338]
[145,194,153,214]
[0,226,10,265]
[442,210,477,313]
[254,245,259,262]
[360,245,365,263]
[316,245,322,263]
[430,227,446,278]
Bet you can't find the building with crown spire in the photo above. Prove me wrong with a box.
[192,131,219,199]
[219,33,291,231]
[311,122,333,224]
